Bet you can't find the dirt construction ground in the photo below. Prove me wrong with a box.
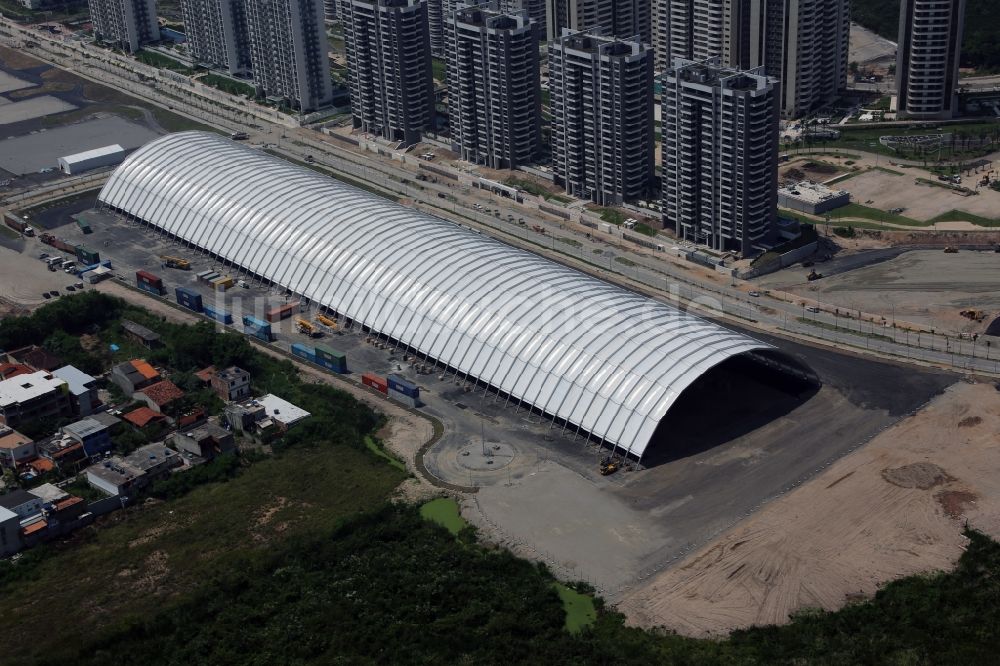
[837,169,1000,222]
[619,380,1000,636]
[756,249,1000,334]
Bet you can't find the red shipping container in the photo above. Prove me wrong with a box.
[136,270,161,285]
[266,301,299,322]
[362,372,388,394]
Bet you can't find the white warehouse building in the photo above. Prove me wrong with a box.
[58,144,126,175]
[97,132,813,460]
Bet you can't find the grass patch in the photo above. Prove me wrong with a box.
[365,435,406,471]
[926,210,1000,227]
[598,208,625,225]
[149,106,219,133]
[828,203,924,226]
[419,497,466,536]
[200,73,256,97]
[615,256,637,267]
[432,57,447,82]
[134,49,195,74]
[557,236,582,247]
[633,222,656,236]
[554,582,597,634]
[504,177,572,203]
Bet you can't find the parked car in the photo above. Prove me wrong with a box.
[749,291,761,297]
[38,252,49,260]
[42,292,51,299]
[66,285,75,292]
[806,306,820,313]
[74,282,84,289]
[50,290,59,297]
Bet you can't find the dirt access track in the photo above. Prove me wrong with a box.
[619,380,1000,636]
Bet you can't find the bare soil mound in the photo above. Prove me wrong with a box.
[882,462,952,489]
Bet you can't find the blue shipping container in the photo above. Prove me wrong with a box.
[242,315,269,329]
[175,287,203,312]
[136,280,163,296]
[246,327,273,343]
[387,374,419,399]
[291,343,316,361]
[203,304,233,325]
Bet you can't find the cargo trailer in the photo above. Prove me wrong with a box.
[387,374,419,400]
[135,270,164,295]
[314,344,347,373]
[265,301,299,323]
[388,387,419,408]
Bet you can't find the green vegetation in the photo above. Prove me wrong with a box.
[134,49,195,74]
[615,256,638,267]
[554,582,597,634]
[797,316,895,342]
[852,0,1000,70]
[431,57,447,82]
[200,73,256,97]
[364,435,406,471]
[828,202,923,226]
[927,209,1000,227]
[419,497,465,535]
[872,165,905,176]
[633,222,657,237]
[599,207,625,225]
[817,121,1000,161]
[504,177,572,203]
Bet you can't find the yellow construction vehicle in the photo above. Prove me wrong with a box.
[296,318,320,337]
[316,313,338,329]
[599,457,620,476]
[161,255,191,269]
[960,309,986,321]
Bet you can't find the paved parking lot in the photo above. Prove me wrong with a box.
[0,116,157,174]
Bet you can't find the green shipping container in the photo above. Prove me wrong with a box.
[76,219,93,234]
[75,246,100,265]
[314,344,347,372]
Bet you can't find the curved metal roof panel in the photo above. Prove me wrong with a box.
[98,131,775,457]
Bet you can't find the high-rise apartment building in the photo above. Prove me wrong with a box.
[545,0,649,44]
[88,0,160,52]
[343,0,435,145]
[497,0,545,42]
[447,6,540,168]
[661,58,778,256]
[742,0,849,118]
[181,0,252,75]
[550,31,653,205]
[896,0,965,119]
[245,0,333,111]
[656,0,725,65]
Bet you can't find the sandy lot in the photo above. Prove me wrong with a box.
[758,249,1000,333]
[849,23,896,65]
[619,380,1000,636]
[838,169,1000,222]
[0,95,77,125]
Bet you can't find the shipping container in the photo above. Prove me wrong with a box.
[265,301,299,323]
[242,315,273,342]
[203,304,233,325]
[76,218,92,234]
[314,344,347,372]
[196,270,214,280]
[362,372,388,394]
[388,387,419,408]
[211,276,234,291]
[175,286,203,312]
[291,343,316,362]
[75,245,100,266]
[198,271,220,285]
[387,374,419,399]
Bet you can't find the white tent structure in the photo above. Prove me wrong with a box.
[98,132,810,459]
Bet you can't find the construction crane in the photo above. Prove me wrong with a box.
[160,255,191,269]
[316,313,338,329]
[296,318,321,337]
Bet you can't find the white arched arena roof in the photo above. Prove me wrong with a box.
[99,131,797,458]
